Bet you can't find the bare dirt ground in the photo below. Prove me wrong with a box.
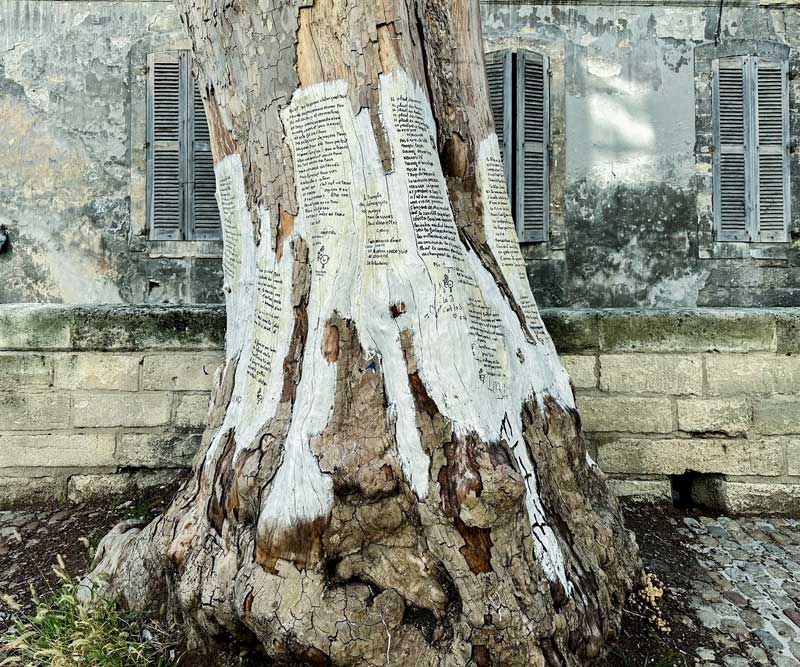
[1,488,797,666]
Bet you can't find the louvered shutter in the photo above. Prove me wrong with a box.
[485,50,513,199]
[148,52,184,240]
[516,50,549,242]
[755,58,790,242]
[189,81,221,240]
[713,57,750,242]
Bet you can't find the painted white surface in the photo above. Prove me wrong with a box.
[208,70,575,590]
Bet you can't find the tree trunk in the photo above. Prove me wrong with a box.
[88,0,640,664]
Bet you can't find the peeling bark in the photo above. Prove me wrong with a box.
[86,0,640,664]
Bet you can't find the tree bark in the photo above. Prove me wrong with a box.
[88,1,640,664]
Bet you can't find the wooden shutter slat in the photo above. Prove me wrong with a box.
[484,50,512,199]
[755,60,790,241]
[713,57,750,242]
[516,50,549,243]
[190,81,222,240]
[148,52,184,240]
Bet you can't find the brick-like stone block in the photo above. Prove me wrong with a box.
[708,481,800,515]
[0,433,115,468]
[561,355,596,389]
[597,438,783,476]
[599,310,774,353]
[71,392,172,428]
[540,310,600,353]
[608,478,673,501]
[0,476,66,507]
[67,469,181,502]
[70,306,224,351]
[677,397,752,435]
[54,353,140,391]
[0,392,70,430]
[776,312,800,354]
[789,439,800,476]
[141,352,223,391]
[754,397,800,435]
[117,432,200,468]
[600,354,702,395]
[174,393,211,429]
[577,396,673,433]
[0,305,71,350]
[0,354,51,388]
[67,473,131,501]
[608,479,672,503]
[706,354,800,395]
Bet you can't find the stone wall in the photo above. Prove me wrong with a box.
[553,308,800,513]
[0,1,223,305]
[0,305,224,504]
[482,2,800,309]
[0,305,798,513]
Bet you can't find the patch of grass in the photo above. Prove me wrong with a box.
[0,556,181,667]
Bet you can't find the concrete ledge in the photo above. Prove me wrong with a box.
[0,304,225,351]
[541,308,800,354]
[2,304,795,354]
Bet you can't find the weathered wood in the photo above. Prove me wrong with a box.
[86,0,640,664]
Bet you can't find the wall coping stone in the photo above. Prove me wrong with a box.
[1,305,797,353]
[0,304,225,351]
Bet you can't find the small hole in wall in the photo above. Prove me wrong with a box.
[670,471,696,509]
[670,471,725,512]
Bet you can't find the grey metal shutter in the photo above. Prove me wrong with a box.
[148,52,184,240]
[515,50,549,242]
[485,49,513,199]
[189,81,222,240]
[755,59,790,242]
[713,56,750,242]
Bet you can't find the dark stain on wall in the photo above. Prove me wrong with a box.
[563,181,699,307]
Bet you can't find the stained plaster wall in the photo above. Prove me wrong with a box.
[482,1,800,308]
[0,1,224,305]
[3,1,800,309]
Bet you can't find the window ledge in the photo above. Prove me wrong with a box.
[147,240,223,259]
[699,241,795,260]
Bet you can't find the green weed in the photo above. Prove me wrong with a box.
[0,556,181,667]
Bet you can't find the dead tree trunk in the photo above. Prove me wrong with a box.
[88,0,640,664]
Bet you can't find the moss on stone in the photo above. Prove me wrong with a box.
[540,309,600,353]
[69,306,225,351]
[599,309,775,353]
[775,311,800,354]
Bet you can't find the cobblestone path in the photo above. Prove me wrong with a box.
[681,515,800,666]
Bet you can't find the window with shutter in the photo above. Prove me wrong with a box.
[147,51,221,241]
[516,51,549,243]
[484,49,550,243]
[712,55,790,242]
[485,50,513,199]
[148,52,183,240]
[755,59,790,242]
[190,82,221,240]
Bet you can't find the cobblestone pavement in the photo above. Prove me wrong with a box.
[680,515,800,667]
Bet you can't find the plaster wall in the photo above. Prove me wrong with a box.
[0,0,223,305]
[2,1,800,309]
[482,1,800,308]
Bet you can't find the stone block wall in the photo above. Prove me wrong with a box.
[550,309,800,513]
[0,305,224,505]
[0,305,798,513]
